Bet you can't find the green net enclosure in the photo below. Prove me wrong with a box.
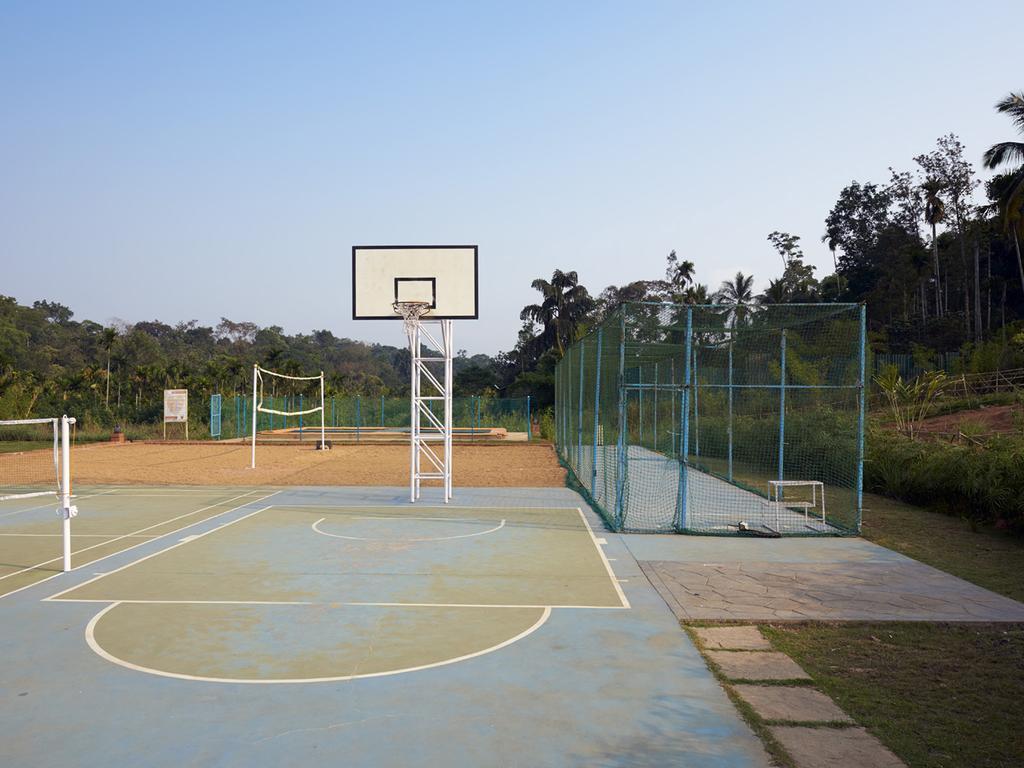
[556,303,866,535]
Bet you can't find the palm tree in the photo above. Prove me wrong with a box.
[520,270,593,355]
[922,178,946,317]
[758,279,789,305]
[715,272,755,325]
[102,327,118,407]
[983,92,1024,296]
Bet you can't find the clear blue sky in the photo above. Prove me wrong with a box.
[1,1,1018,354]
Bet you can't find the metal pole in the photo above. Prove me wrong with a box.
[526,395,531,441]
[692,343,699,457]
[614,311,627,530]
[670,358,675,458]
[592,327,603,497]
[653,362,658,453]
[250,365,258,469]
[444,319,453,502]
[638,364,643,447]
[60,415,74,572]
[778,329,787,485]
[409,324,417,502]
[676,308,693,531]
[320,372,325,449]
[577,339,585,468]
[728,341,734,481]
[356,396,361,443]
[856,305,866,529]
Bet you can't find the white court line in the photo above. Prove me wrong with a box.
[0,491,274,601]
[2,490,265,586]
[575,507,630,609]
[84,602,552,685]
[0,533,158,538]
[44,499,276,601]
[53,597,627,609]
[311,516,506,542]
[0,489,118,519]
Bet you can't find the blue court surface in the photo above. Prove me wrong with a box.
[0,485,769,767]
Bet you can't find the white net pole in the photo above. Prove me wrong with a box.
[251,364,258,469]
[60,415,76,572]
[320,371,326,449]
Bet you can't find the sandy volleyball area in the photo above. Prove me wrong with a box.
[68,441,567,487]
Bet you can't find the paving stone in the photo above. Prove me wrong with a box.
[706,651,810,680]
[733,685,853,723]
[770,726,905,767]
[693,626,771,650]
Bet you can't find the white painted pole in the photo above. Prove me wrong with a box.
[409,324,418,502]
[60,415,73,572]
[250,364,259,469]
[444,320,453,502]
[320,371,326,450]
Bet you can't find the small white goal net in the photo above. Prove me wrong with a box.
[250,365,326,468]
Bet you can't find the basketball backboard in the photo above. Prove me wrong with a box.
[352,245,478,320]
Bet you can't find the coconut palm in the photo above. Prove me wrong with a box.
[922,178,946,317]
[983,92,1024,296]
[102,326,118,407]
[520,269,594,355]
[715,272,756,325]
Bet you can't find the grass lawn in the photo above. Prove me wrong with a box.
[0,440,52,454]
[860,490,1024,602]
[761,622,1024,768]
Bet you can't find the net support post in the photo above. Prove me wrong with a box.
[591,327,603,497]
[727,341,734,481]
[692,342,699,457]
[320,372,326,449]
[675,307,693,532]
[525,396,531,441]
[59,415,76,572]
[614,311,627,531]
[250,364,258,469]
[778,329,787,487]
[576,340,585,471]
[856,304,866,530]
[653,362,658,453]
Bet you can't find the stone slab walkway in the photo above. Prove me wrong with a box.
[627,536,1024,622]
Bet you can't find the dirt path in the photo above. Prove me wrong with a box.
[69,441,566,487]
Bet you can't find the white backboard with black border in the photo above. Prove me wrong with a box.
[352,245,478,320]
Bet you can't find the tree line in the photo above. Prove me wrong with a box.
[503,92,1024,405]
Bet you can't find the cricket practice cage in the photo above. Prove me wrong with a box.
[555,302,866,536]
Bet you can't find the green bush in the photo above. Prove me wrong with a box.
[865,429,1024,533]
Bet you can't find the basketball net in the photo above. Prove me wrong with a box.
[393,301,432,336]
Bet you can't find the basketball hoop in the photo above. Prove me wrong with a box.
[393,300,431,334]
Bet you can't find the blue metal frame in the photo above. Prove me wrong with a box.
[727,341,733,481]
[777,329,787,485]
[856,304,866,528]
[614,311,627,531]
[675,307,693,531]
[209,394,222,439]
[526,395,531,441]
[692,343,700,457]
[653,362,658,453]
[576,341,585,469]
[591,328,603,497]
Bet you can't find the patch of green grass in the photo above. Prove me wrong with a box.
[0,440,51,454]
[761,622,1024,768]
[861,491,1024,602]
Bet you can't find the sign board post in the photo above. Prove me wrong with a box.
[163,389,188,440]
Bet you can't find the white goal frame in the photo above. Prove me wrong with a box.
[250,364,325,469]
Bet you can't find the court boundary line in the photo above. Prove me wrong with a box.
[311,515,506,542]
[2,490,264,588]
[44,500,275,602]
[575,507,630,609]
[84,602,552,685]
[0,492,272,602]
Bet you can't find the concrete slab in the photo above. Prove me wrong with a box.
[694,625,771,650]
[733,685,853,723]
[770,726,905,768]
[638,554,1024,622]
[706,651,810,681]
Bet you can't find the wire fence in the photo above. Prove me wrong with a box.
[556,302,865,536]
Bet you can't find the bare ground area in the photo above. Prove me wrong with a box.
[915,403,1023,437]
[68,441,566,487]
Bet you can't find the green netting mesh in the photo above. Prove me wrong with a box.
[556,302,865,536]
[213,395,532,440]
